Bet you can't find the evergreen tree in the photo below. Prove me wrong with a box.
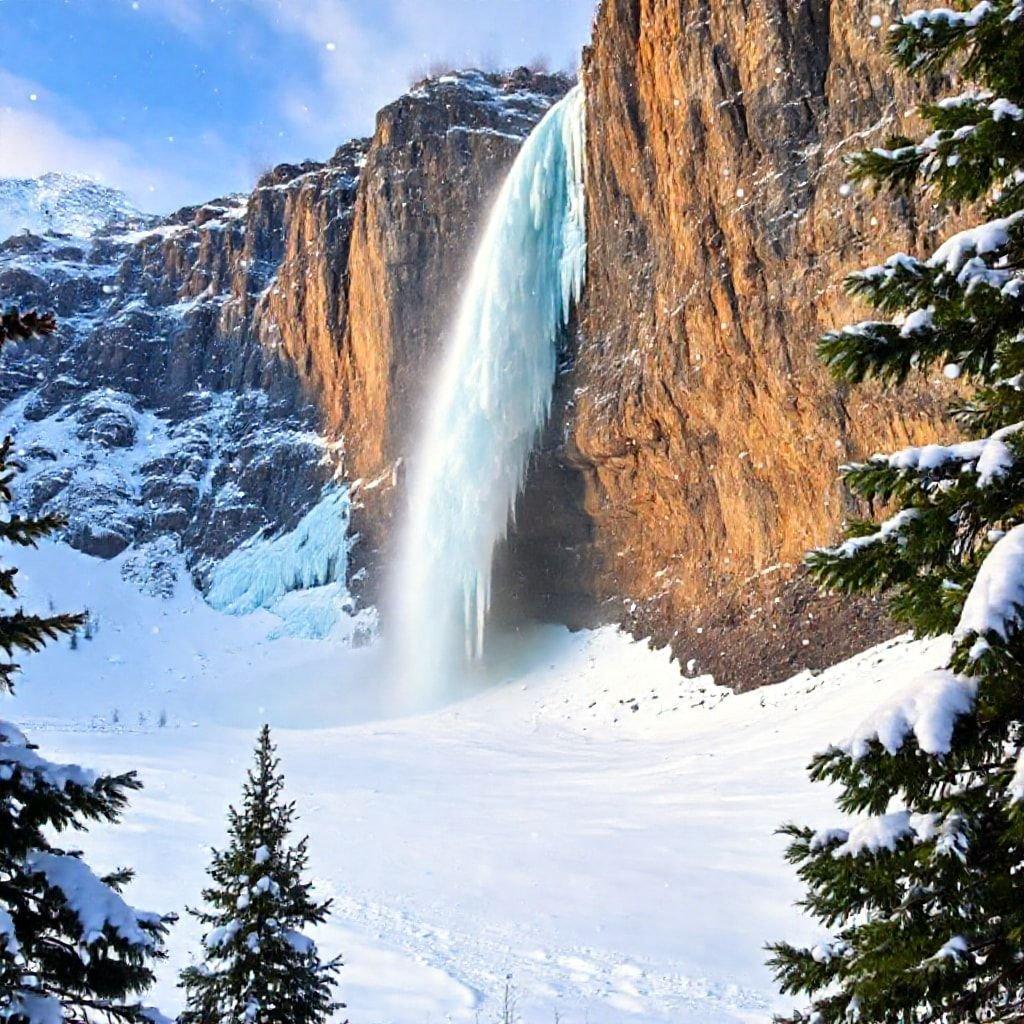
[0,308,172,1024]
[179,726,343,1024]
[768,4,1024,1022]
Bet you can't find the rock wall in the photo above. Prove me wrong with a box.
[506,0,959,688]
[0,71,568,602]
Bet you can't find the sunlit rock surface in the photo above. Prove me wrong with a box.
[503,0,958,688]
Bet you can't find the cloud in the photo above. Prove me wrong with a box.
[258,0,416,136]
[0,70,198,209]
[252,0,593,154]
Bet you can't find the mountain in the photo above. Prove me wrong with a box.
[0,31,950,684]
[0,70,571,640]
[0,172,143,241]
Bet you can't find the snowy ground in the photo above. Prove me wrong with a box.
[7,543,952,1024]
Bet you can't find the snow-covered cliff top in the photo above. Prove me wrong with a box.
[0,172,143,241]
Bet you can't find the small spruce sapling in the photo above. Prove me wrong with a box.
[179,725,343,1024]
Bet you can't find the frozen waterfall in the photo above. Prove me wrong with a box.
[392,83,587,687]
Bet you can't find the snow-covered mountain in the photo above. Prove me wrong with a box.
[0,172,144,241]
[0,176,360,637]
[0,71,567,643]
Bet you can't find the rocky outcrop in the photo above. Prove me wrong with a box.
[504,0,959,688]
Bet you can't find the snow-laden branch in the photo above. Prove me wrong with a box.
[1007,749,1024,802]
[812,810,967,860]
[829,509,920,560]
[929,211,1024,284]
[842,668,977,758]
[25,851,163,949]
[855,212,1023,298]
[813,811,929,857]
[0,906,20,956]
[0,720,97,792]
[1,990,64,1024]
[902,2,995,31]
[872,422,1021,487]
[956,524,1024,641]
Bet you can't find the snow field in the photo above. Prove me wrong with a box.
[8,543,952,1023]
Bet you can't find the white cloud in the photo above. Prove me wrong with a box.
[261,0,412,131]
[0,70,195,209]
[253,0,591,154]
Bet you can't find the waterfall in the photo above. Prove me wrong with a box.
[392,83,587,687]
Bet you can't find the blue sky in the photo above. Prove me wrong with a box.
[0,0,594,212]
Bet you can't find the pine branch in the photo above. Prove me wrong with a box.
[0,609,86,657]
[0,512,69,547]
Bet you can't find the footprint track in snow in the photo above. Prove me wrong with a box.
[322,887,771,1022]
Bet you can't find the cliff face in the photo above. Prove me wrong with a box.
[0,71,567,604]
[1,20,957,684]
[326,71,571,588]
[505,0,957,688]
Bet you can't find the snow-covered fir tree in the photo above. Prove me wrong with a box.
[768,4,1024,1021]
[179,726,342,1024]
[0,308,172,1024]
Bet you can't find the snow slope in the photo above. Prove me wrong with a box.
[6,542,952,1024]
[0,173,142,240]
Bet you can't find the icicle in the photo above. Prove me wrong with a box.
[392,85,587,688]
[475,572,485,662]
